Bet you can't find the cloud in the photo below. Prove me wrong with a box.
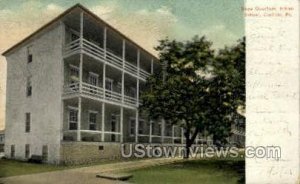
[90,4,178,55]
[199,24,238,48]
[90,5,116,19]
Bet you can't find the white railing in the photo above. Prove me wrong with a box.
[82,39,105,60]
[64,39,81,56]
[81,82,104,99]
[64,38,151,81]
[125,61,138,74]
[63,82,80,94]
[63,81,138,108]
[140,69,151,79]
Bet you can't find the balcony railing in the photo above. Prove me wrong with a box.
[63,82,138,108]
[64,38,151,81]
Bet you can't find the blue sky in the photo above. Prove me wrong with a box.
[0,0,244,49]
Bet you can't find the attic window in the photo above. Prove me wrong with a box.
[27,46,33,63]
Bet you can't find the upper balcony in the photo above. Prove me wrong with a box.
[64,38,152,81]
[61,9,161,82]
[63,81,139,109]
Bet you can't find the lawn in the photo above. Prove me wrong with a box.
[0,158,121,178]
[128,158,245,184]
[0,159,68,178]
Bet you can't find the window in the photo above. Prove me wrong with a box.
[111,114,117,142]
[25,113,31,132]
[25,144,30,159]
[88,72,98,86]
[88,72,99,94]
[42,145,48,162]
[138,120,145,134]
[89,112,97,130]
[68,107,78,130]
[27,46,33,63]
[69,65,79,91]
[11,145,15,158]
[70,65,79,79]
[105,78,113,98]
[26,77,32,97]
[130,118,135,136]
[116,82,121,94]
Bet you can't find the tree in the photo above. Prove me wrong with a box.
[140,36,245,158]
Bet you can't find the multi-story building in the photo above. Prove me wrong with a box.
[3,4,212,164]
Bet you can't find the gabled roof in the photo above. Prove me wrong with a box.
[2,3,158,60]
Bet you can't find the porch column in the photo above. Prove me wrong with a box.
[161,119,165,143]
[103,27,107,98]
[101,103,105,141]
[80,12,83,48]
[136,49,140,106]
[101,27,107,142]
[151,58,154,74]
[120,107,123,142]
[77,97,82,141]
[135,110,139,143]
[172,125,175,144]
[122,39,125,103]
[149,120,152,143]
[181,127,184,144]
[135,49,140,143]
[79,11,83,92]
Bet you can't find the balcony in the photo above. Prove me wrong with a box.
[64,38,151,81]
[63,82,138,109]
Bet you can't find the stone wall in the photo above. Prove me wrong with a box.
[60,142,122,165]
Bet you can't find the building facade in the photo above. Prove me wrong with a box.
[3,4,212,164]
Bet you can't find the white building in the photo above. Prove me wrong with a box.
[2,4,212,164]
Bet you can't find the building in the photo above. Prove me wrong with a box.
[229,114,245,147]
[2,4,212,164]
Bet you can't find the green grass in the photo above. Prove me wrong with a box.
[128,158,245,184]
[0,159,69,178]
[0,157,148,178]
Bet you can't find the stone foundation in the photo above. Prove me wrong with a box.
[60,142,123,165]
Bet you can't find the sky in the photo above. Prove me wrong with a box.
[0,0,244,130]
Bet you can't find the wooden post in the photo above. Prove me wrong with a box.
[149,120,152,143]
[103,27,107,99]
[101,103,105,141]
[120,107,123,142]
[172,125,175,144]
[161,119,165,143]
[181,127,184,144]
[135,110,139,143]
[122,39,125,103]
[77,97,82,141]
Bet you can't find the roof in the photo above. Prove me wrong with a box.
[2,3,158,60]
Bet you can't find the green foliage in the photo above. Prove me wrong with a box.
[140,36,245,153]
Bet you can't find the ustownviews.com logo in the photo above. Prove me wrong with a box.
[120,144,281,160]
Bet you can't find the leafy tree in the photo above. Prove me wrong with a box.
[140,36,245,158]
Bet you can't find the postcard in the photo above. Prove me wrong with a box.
[0,0,298,183]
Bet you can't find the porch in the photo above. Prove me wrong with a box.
[62,98,212,145]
